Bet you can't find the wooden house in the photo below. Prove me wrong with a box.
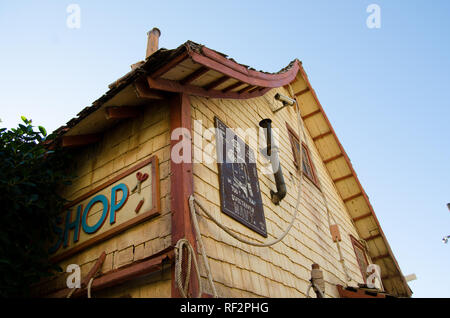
[41,29,412,298]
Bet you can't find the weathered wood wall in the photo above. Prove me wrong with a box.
[43,102,172,297]
[190,86,370,298]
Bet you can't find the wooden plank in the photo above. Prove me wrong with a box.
[203,75,230,91]
[323,153,344,164]
[61,134,101,148]
[81,251,106,288]
[302,109,321,120]
[336,285,386,298]
[295,87,310,97]
[105,106,141,120]
[312,130,333,141]
[222,81,244,92]
[149,51,189,78]
[247,86,261,94]
[180,66,209,85]
[364,233,382,241]
[237,85,255,94]
[352,212,372,222]
[372,253,390,262]
[48,249,174,298]
[333,173,354,183]
[343,192,363,202]
[91,251,171,291]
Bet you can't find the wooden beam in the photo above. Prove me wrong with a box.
[61,134,101,148]
[336,285,386,298]
[302,109,321,120]
[364,233,382,241]
[332,173,354,183]
[295,87,310,97]
[222,81,244,93]
[312,131,333,141]
[323,153,344,164]
[381,274,400,280]
[47,249,173,298]
[343,192,363,203]
[203,76,230,91]
[352,212,373,222]
[133,80,166,99]
[91,250,171,292]
[237,85,254,94]
[372,253,390,262]
[248,86,261,94]
[81,251,107,288]
[190,49,300,88]
[149,51,189,78]
[105,106,141,120]
[180,66,209,85]
[146,76,265,100]
[199,47,300,84]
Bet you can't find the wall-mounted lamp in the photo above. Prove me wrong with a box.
[272,93,296,113]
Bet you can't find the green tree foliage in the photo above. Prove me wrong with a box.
[0,117,73,297]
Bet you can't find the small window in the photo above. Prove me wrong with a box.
[350,235,369,283]
[286,123,319,187]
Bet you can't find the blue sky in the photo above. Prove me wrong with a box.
[1,1,449,297]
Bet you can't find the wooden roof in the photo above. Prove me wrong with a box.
[55,40,411,297]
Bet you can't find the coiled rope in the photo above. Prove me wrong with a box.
[174,238,203,298]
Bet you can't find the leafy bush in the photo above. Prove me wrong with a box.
[0,117,73,297]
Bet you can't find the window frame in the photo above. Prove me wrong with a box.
[350,234,370,283]
[285,122,320,189]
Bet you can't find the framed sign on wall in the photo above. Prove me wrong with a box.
[214,117,267,237]
[49,156,160,263]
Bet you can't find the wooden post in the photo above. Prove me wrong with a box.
[169,93,198,298]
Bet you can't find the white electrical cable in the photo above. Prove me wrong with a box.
[306,282,325,298]
[287,84,352,285]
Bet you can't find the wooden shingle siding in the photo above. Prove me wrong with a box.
[190,86,367,298]
[43,102,173,297]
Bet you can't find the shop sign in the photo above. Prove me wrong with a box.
[49,156,160,262]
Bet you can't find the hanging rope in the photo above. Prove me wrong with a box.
[188,197,219,298]
[66,274,97,298]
